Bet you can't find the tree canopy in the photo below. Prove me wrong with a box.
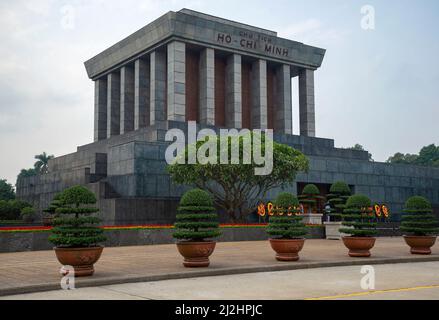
[348,144,373,161]
[387,144,439,168]
[0,179,15,201]
[167,133,309,222]
[16,152,55,183]
[17,168,38,181]
[34,152,54,174]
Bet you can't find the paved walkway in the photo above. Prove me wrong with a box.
[0,237,438,296]
[3,262,439,300]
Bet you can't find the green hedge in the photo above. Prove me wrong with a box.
[401,196,439,236]
[43,193,62,217]
[173,189,221,241]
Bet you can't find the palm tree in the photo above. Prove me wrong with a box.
[34,152,54,174]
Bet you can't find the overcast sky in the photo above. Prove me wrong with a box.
[1,0,438,185]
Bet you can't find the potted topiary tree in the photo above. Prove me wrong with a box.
[401,196,439,255]
[49,185,106,277]
[42,193,62,226]
[173,189,221,268]
[267,193,307,261]
[298,184,324,225]
[324,181,352,240]
[339,194,377,257]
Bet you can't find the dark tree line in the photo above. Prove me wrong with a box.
[387,144,439,168]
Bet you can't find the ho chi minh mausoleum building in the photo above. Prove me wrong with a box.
[17,9,439,224]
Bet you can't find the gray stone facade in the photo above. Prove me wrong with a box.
[199,48,215,125]
[251,59,268,129]
[16,9,439,226]
[225,54,242,128]
[16,121,439,224]
[167,41,186,122]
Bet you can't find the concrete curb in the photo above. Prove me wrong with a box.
[1,255,439,297]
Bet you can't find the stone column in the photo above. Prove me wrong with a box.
[299,69,316,137]
[225,54,242,128]
[107,72,121,138]
[275,64,292,135]
[94,78,107,141]
[150,50,167,125]
[134,58,150,129]
[251,59,268,129]
[120,66,135,134]
[199,48,215,125]
[167,41,186,122]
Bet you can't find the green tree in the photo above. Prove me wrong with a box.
[326,181,351,222]
[386,152,418,164]
[298,184,322,213]
[401,196,439,236]
[387,144,439,167]
[17,168,38,181]
[348,144,373,161]
[34,152,54,174]
[0,179,15,201]
[173,189,221,241]
[266,193,307,239]
[339,194,377,237]
[49,185,106,248]
[417,144,439,166]
[167,133,309,222]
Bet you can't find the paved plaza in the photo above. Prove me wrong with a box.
[3,261,439,300]
[0,238,438,297]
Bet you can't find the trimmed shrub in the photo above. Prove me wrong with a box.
[173,189,221,241]
[49,186,106,248]
[326,181,351,221]
[267,193,307,239]
[43,193,62,217]
[401,196,439,236]
[21,207,37,223]
[302,184,320,195]
[339,194,377,237]
[299,184,323,213]
[330,181,351,195]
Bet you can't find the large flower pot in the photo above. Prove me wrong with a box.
[404,236,436,255]
[342,237,376,257]
[54,246,104,277]
[269,238,305,261]
[176,241,216,268]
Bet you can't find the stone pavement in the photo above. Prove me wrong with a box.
[4,262,438,300]
[0,237,438,297]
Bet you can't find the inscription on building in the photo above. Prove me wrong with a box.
[215,31,289,58]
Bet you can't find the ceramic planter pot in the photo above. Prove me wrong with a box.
[404,236,436,255]
[54,246,104,277]
[342,237,376,257]
[176,241,216,267]
[269,238,305,261]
